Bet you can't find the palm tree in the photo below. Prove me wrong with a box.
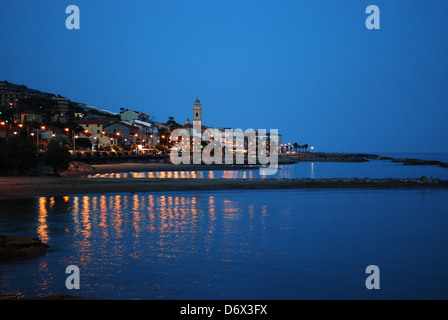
[303,144,309,152]
[293,142,299,154]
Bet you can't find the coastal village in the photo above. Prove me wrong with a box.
[0,80,291,157]
[1,80,447,176]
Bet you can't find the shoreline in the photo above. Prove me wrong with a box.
[1,154,448,198]
[83,162,261,175]
[0,175,447,198]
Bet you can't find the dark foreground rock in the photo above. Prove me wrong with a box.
[0,294,104,300]
[391,158,443,166]
[281,153,370,163]
[0,235,49,261]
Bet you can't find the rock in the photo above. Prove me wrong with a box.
[67,161,97,173]
[1,294,104,300]
[0,295,18,300]
[0,235,49,261]
[392,158,442,166]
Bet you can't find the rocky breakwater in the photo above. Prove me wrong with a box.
[282,153,371,162]
[0,235,49,261]
[391,158,448,168]
[283,176,448,188]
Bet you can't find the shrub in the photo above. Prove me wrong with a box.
[76,138,92,149]
[45,140,71,176]
[1,136,37,175]
[37,141,47,150]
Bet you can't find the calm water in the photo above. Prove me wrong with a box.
[88,153,448,180]
[1,188,448,299]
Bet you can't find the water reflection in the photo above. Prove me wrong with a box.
[87,160,448,180]
[30,192,268,265]
[37,197,49,242]
[89,170,256,180]
[2,189,448,299]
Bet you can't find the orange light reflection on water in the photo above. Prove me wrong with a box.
[31,192,269,275]
[37,197,49,242]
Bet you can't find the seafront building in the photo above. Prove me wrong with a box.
[183,98,282,155]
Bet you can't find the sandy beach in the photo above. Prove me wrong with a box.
[87,162,261,174]
[0,161,447,198]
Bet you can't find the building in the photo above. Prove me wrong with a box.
[77,131,118,149]
[103,121,134,140]
[51,97,69,123]
[120,109,152,122]
[21,109,43,123]
[75,119,109,135]
[183,98,281,155]
[193,98,202,128]
[0,81,28,107]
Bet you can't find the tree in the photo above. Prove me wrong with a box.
[158,127,170,145]
[75,138,92,150]
[303,144,309,152]
[45,140,71,176]
[293,142,299,154]
[166,116,181,131]
[1,136,37,176]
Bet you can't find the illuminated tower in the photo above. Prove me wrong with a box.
[193,98,202,127]
[192,98,202,156]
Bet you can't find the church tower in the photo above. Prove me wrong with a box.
[193,98,202,127]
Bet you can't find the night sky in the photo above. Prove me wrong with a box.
[1,0,447,153]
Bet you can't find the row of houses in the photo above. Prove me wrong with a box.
[75,112,169,150]
[0,81,171,151]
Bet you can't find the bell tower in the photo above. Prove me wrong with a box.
[193,98,202,127]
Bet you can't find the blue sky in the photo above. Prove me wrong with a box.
[1,0,447,153]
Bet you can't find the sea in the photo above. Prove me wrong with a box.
[1,152,448,300]
[88,152,448,180]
